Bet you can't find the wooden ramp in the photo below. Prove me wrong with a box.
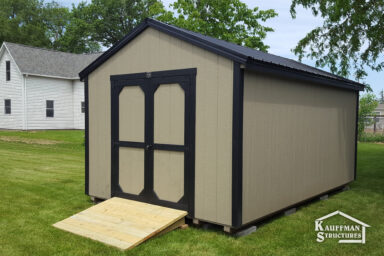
[53,197,187,250]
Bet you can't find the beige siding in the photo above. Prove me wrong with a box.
[88,28,233,225]
[242,71,356,224]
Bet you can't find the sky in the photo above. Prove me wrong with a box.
[59,0,383,95]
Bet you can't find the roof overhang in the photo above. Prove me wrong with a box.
[79,18,364,92]
[23,72,79,80]
[79,18,247,81]
[245,60,365,91]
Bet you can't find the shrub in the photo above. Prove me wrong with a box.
[359,132,384,143]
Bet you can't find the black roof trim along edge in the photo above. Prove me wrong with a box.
[246,60,365,91]
[79,18,364,92]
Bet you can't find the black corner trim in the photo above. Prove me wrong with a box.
[354,92,360,180]
[84,76,89,195]
[246,60,364,92]
[232,62,244,228]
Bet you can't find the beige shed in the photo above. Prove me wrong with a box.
[79,18,364,230]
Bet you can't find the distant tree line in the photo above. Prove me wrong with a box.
[2,0,383,89]
[0,0,277,53]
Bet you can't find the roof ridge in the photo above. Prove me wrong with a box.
[3,41,102,56]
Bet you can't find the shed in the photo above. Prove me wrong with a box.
[79,18,364,230]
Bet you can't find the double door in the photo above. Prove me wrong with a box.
[110,68,196,212]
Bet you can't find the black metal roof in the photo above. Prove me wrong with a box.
[79,18,364,91]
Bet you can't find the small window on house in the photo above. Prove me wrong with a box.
[81,101,85,113]
[4,99,11,114]
[6,61,10,81]
[46,100,54,117]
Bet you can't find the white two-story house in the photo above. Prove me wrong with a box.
[0,42,101,130]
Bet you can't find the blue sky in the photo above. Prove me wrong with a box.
[60,0,383,95]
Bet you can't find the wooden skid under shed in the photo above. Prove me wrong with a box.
[53,197,187,250]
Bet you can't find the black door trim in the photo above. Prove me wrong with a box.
[111,68,196,216]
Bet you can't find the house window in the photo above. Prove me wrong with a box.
[4,99,11,114]
[81,101,85,113]
[6,61,10,81]
[46,100,54,117]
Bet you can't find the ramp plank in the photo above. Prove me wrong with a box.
[53,197,187,250]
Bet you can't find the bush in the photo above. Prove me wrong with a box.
[358,93,378,140]
[359,132,384,143]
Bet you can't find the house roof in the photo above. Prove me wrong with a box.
[79,18,364,91]
[3,42,102,79]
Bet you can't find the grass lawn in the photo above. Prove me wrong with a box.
[0,130,383,256]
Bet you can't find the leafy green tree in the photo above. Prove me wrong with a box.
[84,0,161,47]
[156,0,277,51]
[290,0,384,85]
[55,2,101,53]
[0,0,49,47]
[42,1,71,48]
[0,0,100,53]
[358,93,378,139]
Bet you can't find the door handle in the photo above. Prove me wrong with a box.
[145,144,153,150]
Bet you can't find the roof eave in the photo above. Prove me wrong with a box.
[245,59,365,92]
[23,72,79,80]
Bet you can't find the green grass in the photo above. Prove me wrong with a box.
[0,131,383,256]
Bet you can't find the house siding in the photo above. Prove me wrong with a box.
[26,76,75,129]
[73,80,85,129]
[0,50,24,129]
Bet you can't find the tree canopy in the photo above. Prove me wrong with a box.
[0,0,277,54]
[290,0,384,85]
[84,0,160,48]
[0,0,49,48]
[156,0,277,51]
[0,0,101,53]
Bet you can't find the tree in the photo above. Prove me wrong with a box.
[42,1,71,48]
[358,93,378,139]
[156,0,277,51]
[0,0,50,48]
[84,0,161,47]
[290,0,384,86]
[0,0,101,53]
[55,2,101,53]
[379,89,384,104]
